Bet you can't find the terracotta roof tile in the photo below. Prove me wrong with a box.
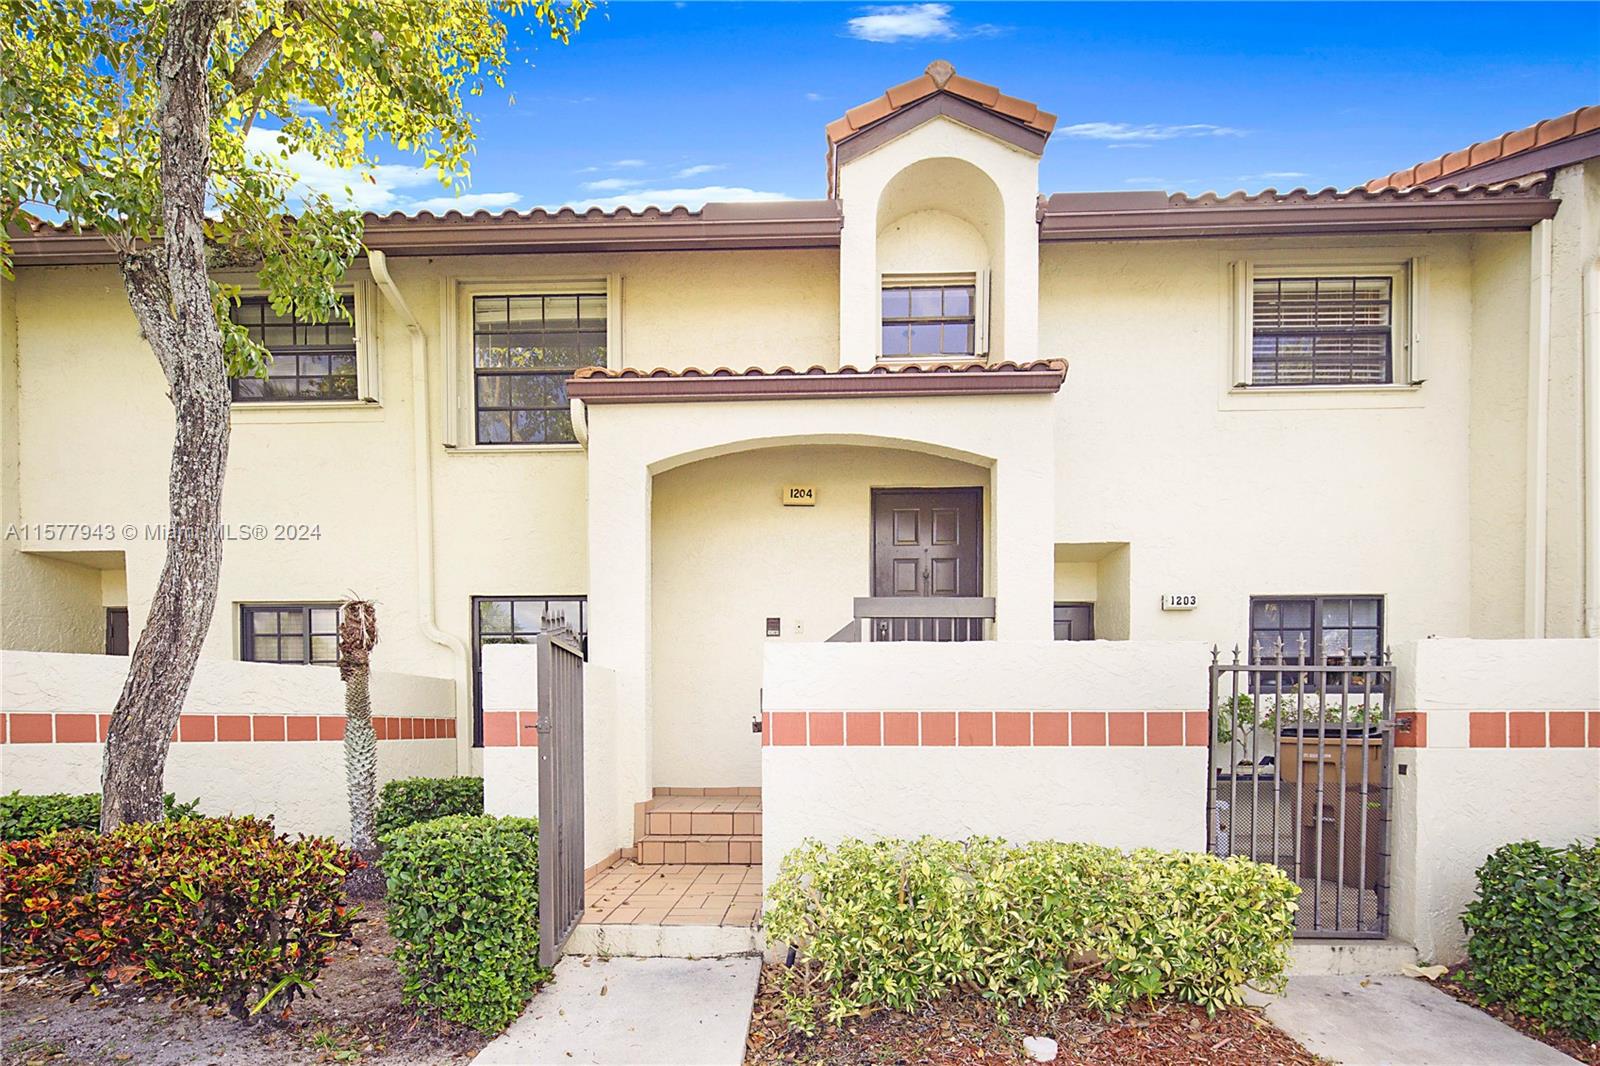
[566,359,1069,403]
[1368,104,1600,190]
[826,61,1055,145]
[884,74,938,109]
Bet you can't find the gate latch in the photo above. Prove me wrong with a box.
[751,715,763,734]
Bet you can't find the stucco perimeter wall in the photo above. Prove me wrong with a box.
[0,650,456,839]
[479,643,621,869]
[759,640,1213,887]
[1389,638,1600,963]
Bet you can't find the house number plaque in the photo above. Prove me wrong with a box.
[782,486,816,506]
[1161,593,1198,611]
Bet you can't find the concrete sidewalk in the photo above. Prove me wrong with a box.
[472,955,761,1066]
[1253,975,1579,1065]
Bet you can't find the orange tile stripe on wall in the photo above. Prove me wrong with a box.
[762,710,1600,749]
[481,711,541,747]
[761,710,1209,747]
[1,713,455,744]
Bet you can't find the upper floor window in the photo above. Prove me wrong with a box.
[881,282,976,360]
[240,603,340,666]
[472,293,606,445]
[229,296,358,402]
[1251,276,1393,386]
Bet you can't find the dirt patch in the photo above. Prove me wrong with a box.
[0,901,487,1066]
[744,964,1323,1065]
[1423,968,1599,1066]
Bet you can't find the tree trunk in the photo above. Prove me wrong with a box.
[344,668,377,853]
[101,0,230,832]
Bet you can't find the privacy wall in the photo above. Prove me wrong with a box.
[759,640,1214,887]
[1389,637,1600,963]
[0,650,456,839]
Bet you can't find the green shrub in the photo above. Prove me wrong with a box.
[0,791,201,840]
[382,814,542,1034]
[1462,839,1599,1041]
[374,777,484,839]
[0,816,360,1018]
[764,837,1299,1032]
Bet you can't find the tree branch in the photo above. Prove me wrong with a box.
[229,0,306,95]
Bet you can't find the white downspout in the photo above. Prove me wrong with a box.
[1524,221,1553,638]
[1584,255,1600,637]
[368,250,473,773]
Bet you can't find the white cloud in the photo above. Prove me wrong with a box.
[405,192,523,215]
[675,164,721,178]
[243,127,522,216]
[1239,171,1309,183]
[1059,122,1246,142]
[612,158,647,168]
[563,185,795,212]
[846,3,955,42]
[805,92,825,102]
[582,177,644,191]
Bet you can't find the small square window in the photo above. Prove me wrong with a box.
[1248,275,1398,387]
[240,604,340,665]
[880,281,977,360]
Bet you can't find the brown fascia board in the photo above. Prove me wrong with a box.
[1037,188,1559,241]
[567,364,1068,404]
[5,200,844,266]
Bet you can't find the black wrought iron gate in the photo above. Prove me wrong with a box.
[1206,643,1395,938]
[537,628,585,967]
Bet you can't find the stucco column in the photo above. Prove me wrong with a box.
[585,417,653,853]
[990,406,1055,640]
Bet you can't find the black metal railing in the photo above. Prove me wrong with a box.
[1207,638,1396,939]
[825,596,995,642]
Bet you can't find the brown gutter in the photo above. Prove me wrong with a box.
[1038,182,1558,242]
[566,361,1068,404]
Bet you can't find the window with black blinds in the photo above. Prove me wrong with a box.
[229,296,358,401]
[1251,276,1393,386]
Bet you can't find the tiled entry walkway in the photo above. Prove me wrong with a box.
[582,862,762,928]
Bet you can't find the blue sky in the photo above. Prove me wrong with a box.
[309,2,1600,215]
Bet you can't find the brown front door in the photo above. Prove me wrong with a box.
[871,488,983,640]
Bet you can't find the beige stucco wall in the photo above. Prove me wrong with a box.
[1388,638,1600,963]
[761,640,1213,887]
[1041,234,1499,645]
[0,650,456,839]
[652,444,992,786]
[1543,162,1600,636]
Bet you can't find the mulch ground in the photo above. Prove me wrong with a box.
[1424,968,1599,1066]
[0,901,487,1066]
[744,965,1323,1066]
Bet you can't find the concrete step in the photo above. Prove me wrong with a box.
[1289,938,1419,976]
[643,809,763,837]
[566,922,765,959]
[636,835,762,865]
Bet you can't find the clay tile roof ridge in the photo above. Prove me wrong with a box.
[363,203,706,224]
[1367,104,1599,190]
[828,60,1054,144]
[573,359,1067,380]
[1165,173,1550,208]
